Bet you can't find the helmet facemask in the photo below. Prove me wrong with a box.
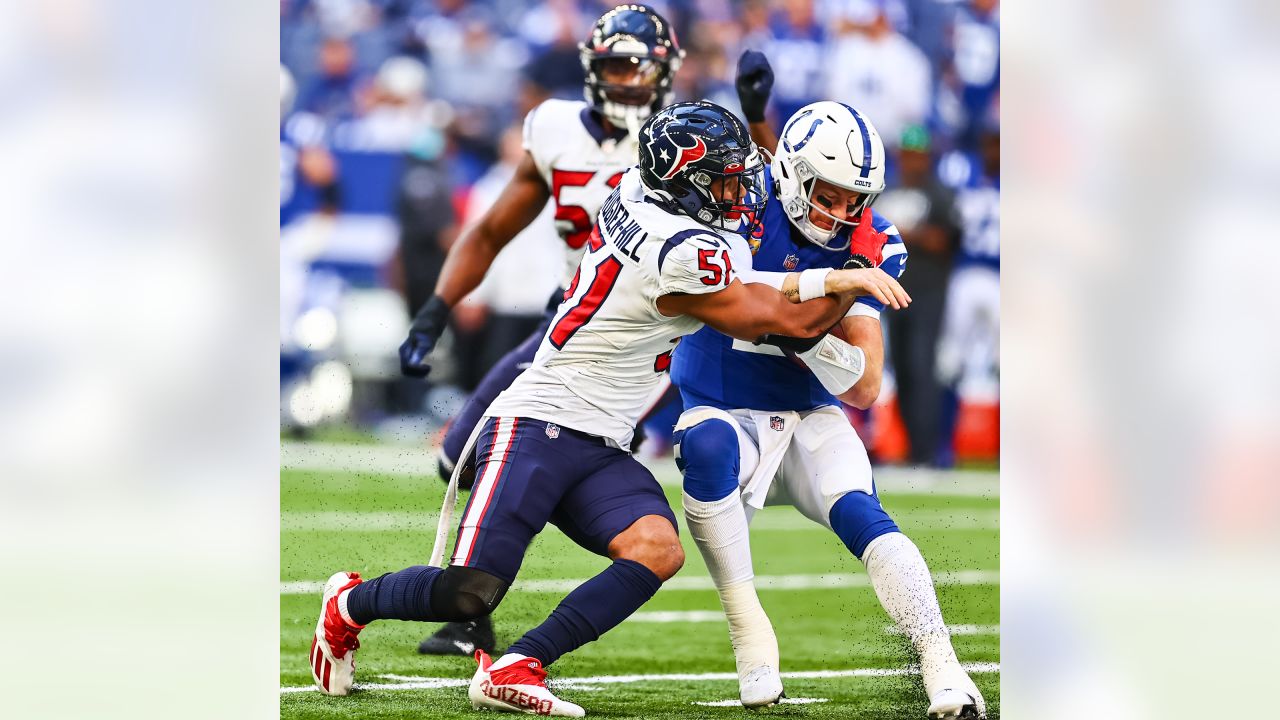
[586,56,672,136]
[579,5,683,139]
[674,146,768,233]
[773,148,880,252]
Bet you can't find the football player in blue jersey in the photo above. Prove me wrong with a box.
[665,54,987,719]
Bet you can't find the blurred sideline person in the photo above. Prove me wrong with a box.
[936,124,999,464]
[396,5,685,656]
[309,101,907,717]
[876,125,960,466]
[825,0,931,151]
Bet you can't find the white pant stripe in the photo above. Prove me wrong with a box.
[452,418,518,566]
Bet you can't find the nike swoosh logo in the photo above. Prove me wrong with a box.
[454,640,475,654]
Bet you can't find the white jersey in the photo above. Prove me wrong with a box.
[524,99,640,285]
[487,169,744,449]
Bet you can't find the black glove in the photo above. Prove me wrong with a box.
[735,49,774,123]
[754,332,823,353]
[399,294,451,378]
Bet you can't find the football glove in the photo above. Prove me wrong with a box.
[735,50,774,123]
[399,294,451,378]
[843,208,888,270]
[754,332,823,353]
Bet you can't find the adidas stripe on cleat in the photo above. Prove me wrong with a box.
[310,571,365,696]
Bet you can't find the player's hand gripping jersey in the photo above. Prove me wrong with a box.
[486,169,744,449]
[525,98,641,285]
[672,164,907,413]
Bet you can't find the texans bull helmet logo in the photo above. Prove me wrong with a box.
[647,129,708,181]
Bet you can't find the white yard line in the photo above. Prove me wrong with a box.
[280,570,998,596]
[629,610,724,622]
[281,441,437,476]
[280,441,998,498]
[281,511,438,532]
[281,663,1000,694]
[696,697,829,706]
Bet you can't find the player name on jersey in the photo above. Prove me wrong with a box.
[596,189,645,262]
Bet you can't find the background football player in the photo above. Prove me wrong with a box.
[668,67,987,719]
[309,101,910,717]
[395,4,683,656]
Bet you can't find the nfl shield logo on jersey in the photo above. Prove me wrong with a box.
[782,254,799,270]
[769,416,785,431]
[545,423,560,439]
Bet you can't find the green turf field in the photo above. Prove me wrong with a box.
[281,444,999,719]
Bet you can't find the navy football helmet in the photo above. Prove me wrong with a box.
[638,101,767,232]
[580,5,684,135]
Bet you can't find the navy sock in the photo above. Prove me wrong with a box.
[508,559,662,666]
[344,565,443,626]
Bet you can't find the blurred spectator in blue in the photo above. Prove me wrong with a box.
[825,0,930,150]
[282,62,339,229]
[297,36,362,123]
[520,0,588,105]
[948,0,1000,148]
[877,124,960,467]
[899,0,959,84]
[759,0,828,125]
[426,10,527,184]
[672,35,737,113]
[333,56,451,153]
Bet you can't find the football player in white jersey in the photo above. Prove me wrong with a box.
[310,101,910,717]
[668,59,988,719]
[397,5,685,656]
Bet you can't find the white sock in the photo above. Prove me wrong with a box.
[861,532,966,699]
[492,653,527,669]
[335,588,364,629]
[683,491,779,675]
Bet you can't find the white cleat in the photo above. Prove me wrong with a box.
[739,665,784,707]
[469,650,586,717]
[310,571,365,696]
[927,687,986,719]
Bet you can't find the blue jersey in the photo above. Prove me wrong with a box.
[671,166,907,412]
[955,174,999,271]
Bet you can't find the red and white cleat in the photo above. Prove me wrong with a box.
[309,571,365,696]
[469,650,585,717]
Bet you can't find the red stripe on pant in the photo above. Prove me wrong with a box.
[460,418,520,566]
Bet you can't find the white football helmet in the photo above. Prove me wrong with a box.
[771,101,886,250]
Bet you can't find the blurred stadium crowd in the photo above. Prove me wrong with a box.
[279,0,999,468]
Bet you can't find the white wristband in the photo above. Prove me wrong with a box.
[797,268,832,302]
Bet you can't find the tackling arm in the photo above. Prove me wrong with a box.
[657,279,851,342]
[740,267,910,308]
